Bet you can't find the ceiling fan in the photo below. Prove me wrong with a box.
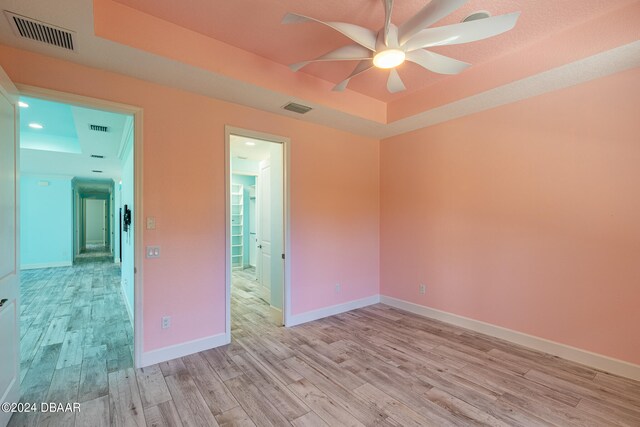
[282,0,520,93]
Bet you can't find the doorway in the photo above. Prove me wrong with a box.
[226,127,290,340]
[72,180,115,261]
[14,91,140,413]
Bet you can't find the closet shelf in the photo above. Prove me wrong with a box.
[231,183,245,268]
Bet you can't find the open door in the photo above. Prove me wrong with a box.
[0,67,20,426]
[257,159,272,304]
[256,145,284,326]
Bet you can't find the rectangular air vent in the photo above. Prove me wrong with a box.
[89,124,109,132]
[90,154,105,159]
[5,11,76,51]
[282,102,312,115]
[92,170,103,173]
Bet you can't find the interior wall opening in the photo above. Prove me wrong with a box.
[17,94,136,395]
[229,133,285,329]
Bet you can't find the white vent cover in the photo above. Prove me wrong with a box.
[282,102,313,114]
[4,11,76,51]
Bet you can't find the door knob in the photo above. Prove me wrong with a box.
[0,299,8,307]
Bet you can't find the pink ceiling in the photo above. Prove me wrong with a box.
[114,0,635,102]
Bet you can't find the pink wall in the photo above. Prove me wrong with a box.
[0,45,380,352]
[380,67,640,365]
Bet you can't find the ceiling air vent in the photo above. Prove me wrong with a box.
[5,11,76,51]
[282,102,312,115]
[92,170,103,173]
[90,154,105,159]
[89,124,109,133]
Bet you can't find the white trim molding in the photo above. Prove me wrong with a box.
[120,279,134,325]
[21,261,72,270]
[140,333,229,367]
[380,296,640,381]
[288,295,381,327]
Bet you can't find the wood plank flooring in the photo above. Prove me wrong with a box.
[10,266,640,426]
[10,257,133,427]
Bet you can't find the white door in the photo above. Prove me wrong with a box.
[0,67,20,427]
[257,159,272,304]
[268,143,284,326]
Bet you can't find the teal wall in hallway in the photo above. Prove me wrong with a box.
[20,175,73,269]
[231,158,259,175]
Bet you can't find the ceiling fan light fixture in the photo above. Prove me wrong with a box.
[284,2,520,93]
[373,49,405,69]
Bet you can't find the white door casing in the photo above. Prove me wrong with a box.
[0,66,20,427]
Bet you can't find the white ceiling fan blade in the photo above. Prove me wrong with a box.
[333,60,373,91]
[283,13,377,51]
[398,0,468,46]
[381,0,394,46]
[289,44,373,72]
[387,68,406,93]
[404,12,521,51]
[406,49,470,74]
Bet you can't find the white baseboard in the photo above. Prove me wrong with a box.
[21,261,72,270]
[140,332,229,367]
[287,295,380,327]
[380,296,640,381]
[120,281,134,325]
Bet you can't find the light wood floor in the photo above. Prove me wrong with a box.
[10,267,640,426]
[10,257,133,427]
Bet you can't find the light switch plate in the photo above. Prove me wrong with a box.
[146,246,160,258]
[146,217,156,230]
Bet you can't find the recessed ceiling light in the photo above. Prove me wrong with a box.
[18,101,29,108]
[245,141,256,146]
[373,49,406,69]
[28,123,43,129]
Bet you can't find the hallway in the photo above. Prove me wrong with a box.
[75,244,112,260]
[12,258,133,426]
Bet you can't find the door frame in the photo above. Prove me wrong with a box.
[74,181,114,255]
[16,84,145,368]
[224,126,291,341]
[0,64,20,427]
